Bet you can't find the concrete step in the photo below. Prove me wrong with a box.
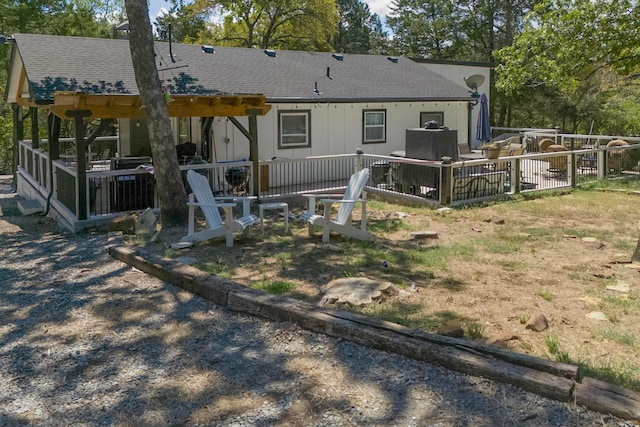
[18,199,43,215]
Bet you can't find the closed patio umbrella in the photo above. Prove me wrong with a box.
[476,93,491,143]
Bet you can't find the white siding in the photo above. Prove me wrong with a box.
[420,63,491,149]
[206,101,469,162]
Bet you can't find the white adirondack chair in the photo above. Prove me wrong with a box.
[300,167,374,243]
[181,170,258,247]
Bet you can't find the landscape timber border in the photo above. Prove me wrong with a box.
[108,237,640,422]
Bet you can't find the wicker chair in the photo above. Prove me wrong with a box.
[546,144,568,174]
[606,139,629,173]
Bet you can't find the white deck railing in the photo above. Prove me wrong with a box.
[17,135,640,231]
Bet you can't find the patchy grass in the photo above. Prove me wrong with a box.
[153,179,640,391]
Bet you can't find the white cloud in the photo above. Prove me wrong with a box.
[363,0,392,18]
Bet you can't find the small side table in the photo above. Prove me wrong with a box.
[259,202,289,235]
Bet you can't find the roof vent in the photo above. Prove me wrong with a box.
[264,49,277,58]
[387,56,399,63]
[201,45,215,54]
[332,53,344,61]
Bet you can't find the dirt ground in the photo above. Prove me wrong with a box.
[2,174,639,426]
[147,190,640,393]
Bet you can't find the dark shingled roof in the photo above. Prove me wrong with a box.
[12,33,472,103]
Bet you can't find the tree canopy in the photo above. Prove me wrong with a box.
[4,0,640,177]
[494,0,640,133]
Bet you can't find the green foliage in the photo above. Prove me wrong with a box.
[252,279,296,294]
[466,322,485,340]
[196,0,340,51]
[536,288,554,302]
[154,2,209,43]
[494,0,640,133]
[0,110,13,175]
[387,0,536,61]
[334,0,388,54]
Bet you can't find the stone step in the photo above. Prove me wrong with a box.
[18,199,43,215]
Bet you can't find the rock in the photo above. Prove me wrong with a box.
[581,237,597,242]
[135,208,157,237]
[606,282,630,293]
[396,212,409,219]
[109,213,136,234]
[438,319,464,338]
[319,277,393,306]
[322,243,343,253]
[585,241,605,250]
[484,334,519,347]
[170,241,194,250]
[436,207,452,215]
[175,256,198,266]
[525,314,549,332]
[586,311,608,321]
[410,231,439,240]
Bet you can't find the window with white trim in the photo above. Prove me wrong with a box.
[363,110,386,144]
[278,110,311,148]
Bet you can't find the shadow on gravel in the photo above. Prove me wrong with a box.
[0,178,617,426]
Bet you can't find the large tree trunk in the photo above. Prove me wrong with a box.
[125,0,187,227]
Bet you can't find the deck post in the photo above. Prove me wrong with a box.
[67,110,92,220]
[439,156,453,206]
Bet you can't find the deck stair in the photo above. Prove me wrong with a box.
[18,198,43,215]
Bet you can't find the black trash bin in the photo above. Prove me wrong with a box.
[371,161,390,187]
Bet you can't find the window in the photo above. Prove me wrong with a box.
[420,111,444,128]
[278,110,311,148]
[178,117,192,143]
[363,110,386,144]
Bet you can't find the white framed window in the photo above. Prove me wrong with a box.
[278,110,311,148]
[363,110,386,144]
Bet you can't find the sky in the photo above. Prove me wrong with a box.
[148,0,393,24]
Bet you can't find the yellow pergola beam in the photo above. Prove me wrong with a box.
[47,92,271,119]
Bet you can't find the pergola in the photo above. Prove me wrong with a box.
[16,90,271,220]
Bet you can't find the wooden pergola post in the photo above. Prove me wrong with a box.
[67,110,91,220]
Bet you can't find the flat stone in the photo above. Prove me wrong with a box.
[17,199,42,215]
[581,237,597,243]
[484,334,519,347]
[170,241,194,250]
[319,277,393,306]
[322,243,343,253]
[411,231,439,240]
[606,282,630,293]
[175,256,197,266]
[586,311,608,321]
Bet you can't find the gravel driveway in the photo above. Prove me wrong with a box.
[0,177,635,426]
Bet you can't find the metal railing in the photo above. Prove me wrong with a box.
[17,136,640,231]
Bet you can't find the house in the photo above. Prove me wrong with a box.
[4,33,480,229]
[6,33,476,163]
[415,58,492,149]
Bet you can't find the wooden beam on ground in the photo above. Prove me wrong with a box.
[574,377,640,421]
[108,243,640,423]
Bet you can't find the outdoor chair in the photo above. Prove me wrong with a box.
[606,139,630,172]
[538,138,555,153]
[180,170,258,247]
[299,168,374,243]
[546,144,568,175]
